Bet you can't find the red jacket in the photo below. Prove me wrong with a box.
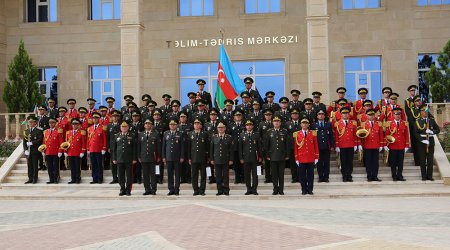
[379,104,406,122]
[106,107,115,118]
[87,124,107,153]
[385,120,410,150]
[56,116,70,140]
[334,119,360,148]
[65,109,79,121]
[99,116,110,126]
[79,117,92,131]
[65,130,87,156]
[294,130,319,163]
[43,128,64,155]
[86,108,98,119]
[361,121,384,149]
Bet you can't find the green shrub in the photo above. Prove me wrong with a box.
[0,140,20,157]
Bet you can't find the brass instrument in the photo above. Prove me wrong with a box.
[384,135,396,165]
[60,141,71,150]
[23,130,31,156]
[38,144,47,153]
[356,128,370,139]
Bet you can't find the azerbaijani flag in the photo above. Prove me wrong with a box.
[216,44,245,109]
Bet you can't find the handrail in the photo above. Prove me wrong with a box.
[0,113,34,140]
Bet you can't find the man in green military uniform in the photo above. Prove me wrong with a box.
[187,119,209,196]
[23,116,44,184]
[238,119,262,195]
[210,122,234,196]
[112,121,137,196]
[138,119,161,195]
[162,119,185,196]
[107,110,122,184]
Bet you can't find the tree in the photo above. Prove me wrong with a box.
[2,40,43,113]
[424,39,450,103]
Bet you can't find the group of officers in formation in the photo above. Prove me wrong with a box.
[23,77,440,196]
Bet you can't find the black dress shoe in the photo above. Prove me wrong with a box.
[90,181,97,184]
[200,192,205,196]
[151,191,156,195]
[308,191,314,195]
[143,191,151,196]
[24,180,32,184]
[325,179,329,183]
[167,191,175,196]
[175,191,179,196]
[428,178,435,181]
[76,179,81,184]
[264,180,272,183]
[224,192,229,196]
[46,181,54,184]
[193,191,199,196]
[374,178,382,182]
[119,191,126,196]
[32,180,37,184]
[253,191,259,195]
[98,181,103,184]
[272,191,278,195]
[68,181,75,184]
[126,191,131,196]
[347,177,353,182]
[279,191,285,195]
[368,178,373,182]
[245,191,252,195]
[109,180,118,184]
[302,191,307,195]
[398,178,406,181]
[216,192,223,196]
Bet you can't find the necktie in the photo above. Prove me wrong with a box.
[94,125,97,130]
[304,131,307,137]
[146,132,149,139]
[396,121,399,127]
[70,109,73,115]
[345,120,348,127]
[370,121,373,127]
[220,136,223,142]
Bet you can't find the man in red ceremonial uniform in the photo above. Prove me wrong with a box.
[334,107,360,182]
[65,118,87,184]
[65,99,79,122]
[43,118,64,184]
[360,109,384,182]
[379,93,406,122]
[86,98,97,118]
[376,87,392,113]
[98,106,110,126]
[384,108,409,181]
[294,119,319,195]
[78,107,91,171]
[57,106,70,170]
[87,112,107,184]
[327,87,352,117]
[105,97,116,118]
[353,88,369,117]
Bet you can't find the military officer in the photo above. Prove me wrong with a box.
[153,109,167,184]
[105,97,116,118]
[384,108,409,181]
[187,119,209,196]
[353,88,369,118]
[57,107,70,170]
[46,97,59,119]
[140,94,152,115]
[138,119,161,195]
[192,99,209,123]
[107,110,121,184]
[413,105,440,181]
[238,119,262,195]
[121,95,134,114]
[87,112,107,184]
[311,110,335,183]
[178,111,193,184]
[376,87,392,113]
[312,91,327,115]
[42,118,63,184]
[86,98,97,118]
[203,108,220,184]
[65,118,87,184]
[196,79,213,109]
[238,91,252,115]
[78,107,91,171]
[248,100,263,128]
[243,77,262,104]
[167,100,182,122]
[405,85,417,110]
[182,92,198,120]
[327,87,352,116]
[66,99,79,122]
[300,98,316,124]
[262,91,280,112]
[264,115,289,195]
[221,99,235,124]
[160,94,172,122]
[210,122,234,196]
[379,93,406,122]
[361,109,384,182]
[334,107,360,182]
[23,116,44,184]
[98,106,110,126]
[294,119,319,195]
[289,90,304,111]
[284,108,301,183]
[122,102,137,124]
[37,105,49,171]
[406,95,422,165]
[230,110,245,184]
[258,109,274,183]
[112,121,137,196]
[162,119,185,196]
[275,97,290,123]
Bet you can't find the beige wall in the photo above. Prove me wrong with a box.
[0,0,6,112]
[328,0,450,102]
[4,0,121,107]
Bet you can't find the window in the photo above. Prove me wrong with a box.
[418,54,443,103]
[90,0,121,20]
[38,67,58,104]
[90,65,122,109]
[27,0,58,22]
[245,0,280,14]
[179,0,214,16]
[418,0,450,6]
[179,60,285,106]
[344,56,382,102]
[342,0,380,9]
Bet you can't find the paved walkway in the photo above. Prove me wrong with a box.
[0,197,449,249]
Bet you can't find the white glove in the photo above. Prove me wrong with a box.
[384,146,389,151]
[358,145,363,151]
[42,153,45,158]
[421,140,429,145]
[295,161,299,166]
[58,153,62,157]
[426,129,434,135]
[379,147,383,152]
[87,151,90,155]
[314,159,319,165]
[404,148,409,153]
[354,146,357,152]
[24,150,30,156]
[26,142,33,146]
[336,147,340,153]
[101,150,106,155]
[80,153,84,158]
[64,153,68,157]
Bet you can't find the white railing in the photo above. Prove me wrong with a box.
[426,103,449,128]
[0,113,34,140]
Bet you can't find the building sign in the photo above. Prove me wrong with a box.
[168,35,299,48]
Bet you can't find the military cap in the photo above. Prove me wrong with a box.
[240,91,250,98]
[209,108,219,115]
[290,89,301,96]
[336,87,347,93]
[363,100,373,106]
[279,97,289,103]
[419,104,427,111]
[252,100,260,105]
[366,109,376,116]
[92,112,101,118]
[87,98,96,104]
[187,92,196,98]
[71,118,81,124]
[149,100,157,107]
[316,110,326,115]
[196,79,206,85]
[244,77,254,84]
[303,98,313,104]
[48,117,57,123]
[407,85,417,91]
[272,115,282,121]
[393,107,403,114]
[162,94,172,100]
[99,106,108,112]
[123,95,134,101]
[144,118,154,124]
[131,111,141,116]
[389,93,399,100]
[245,119,254,125]
[337,98,348,105]
[312,91,322,97]
[153,109,162,115]
[120,121,129,127]
[111,110,121,117]
[171,100,181,107]
[179,111,188,117]
[78,107,88,113]
[382,87,392,93]
[47,97,56,102]
[142,94,152,101]
[358,88,368,95]
[263,108,273,115]
[290,108,300,114]
[127,102,137,108]
[413,95,421,102]
[301,118,310,124]
[265,91,275,97]
[38,105,47,111]
[224,99,234,106]
[194,118,203,125]
[217,122,226,128]
[340,107,350,114]
[27,115,38,121]
[196,99,205,106]
[58,107,67,112]
[233,109,243,116]
[67,99,76,104]
[105,97,115,103]
[168,119,178,125]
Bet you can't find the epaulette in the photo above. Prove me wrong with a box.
[353,101,357,106]
[405,121,408,126]
[360,122,366,128]
[81,130,86,136]
[312,130,317,136]
[377,100,381,105]
[352,121,357,126]
[88,119,93,125]
[335,123,339,128]
[385,121,391,128]
[293,131,298,138]
[377,121,382,126]
[58,128,63,134]
[103,126,107,131]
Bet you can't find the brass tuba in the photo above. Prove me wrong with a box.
[60,141,70,150]
[38,144,47,153]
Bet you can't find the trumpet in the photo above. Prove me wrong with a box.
[38,144,47,153]
[60,141,71,150]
